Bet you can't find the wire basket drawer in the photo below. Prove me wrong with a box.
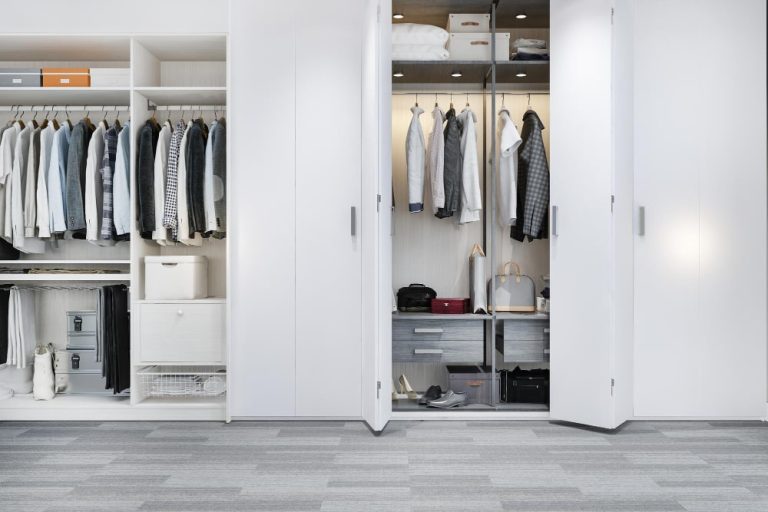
[137,366,226,398]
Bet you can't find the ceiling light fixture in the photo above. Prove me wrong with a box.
[516,14,528,19]
[451,71,463,78]
[516,72,528,78]
[393,71,405,78]
[393,13,405,19]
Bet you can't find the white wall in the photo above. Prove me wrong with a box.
[633,0,767,417]
[0,0,227,33]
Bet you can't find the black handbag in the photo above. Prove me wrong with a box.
[499,367,549,404]
[396,283,437,312]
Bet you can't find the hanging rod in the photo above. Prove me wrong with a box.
[391,92,549,96]
[7,284,118,291]
[0,105,128,112]
[147,100,226,112]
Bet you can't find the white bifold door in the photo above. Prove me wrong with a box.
[548,0,634,430]
[229,0,383,421]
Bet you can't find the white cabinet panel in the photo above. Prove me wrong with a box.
[228,0,297,417]
[549,0,622,429]
[633,0,767,417]
[139,303,225,363]
[294,0,363,417]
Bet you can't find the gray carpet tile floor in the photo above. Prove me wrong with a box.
[1,420,767,511]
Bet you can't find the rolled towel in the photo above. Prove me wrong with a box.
[393,44,450,61]
[513,38,546,49]
[392,23,449,46]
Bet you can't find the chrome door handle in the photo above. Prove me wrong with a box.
[638,206,646,236]
[414,328,443,334]
[414,349,444,355]
[350,206,357,236]
[552,205,559,237]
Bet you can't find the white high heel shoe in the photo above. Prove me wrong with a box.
[398,374,421,400]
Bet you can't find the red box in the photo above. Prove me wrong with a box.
[431,298,470,314]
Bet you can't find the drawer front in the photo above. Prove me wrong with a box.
[502,320,549,341]
[393,319,484,341]
[67,311,97,334]
[393,339,483,363]
[55,372,108,394]
[501,338,546,363]
[139,303,225,363]
[55,349,101,373]
[66,333,98,350]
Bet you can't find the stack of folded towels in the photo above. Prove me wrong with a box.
[392,23,450,61]
[512,38,549,60]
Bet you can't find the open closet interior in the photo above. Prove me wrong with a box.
[0,34,228,420]
[391,0,551,415]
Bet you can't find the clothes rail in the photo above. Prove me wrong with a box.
[8,284,115,291]
[0,105,128,112]
[147,102,226,112]
[390,92,549,96]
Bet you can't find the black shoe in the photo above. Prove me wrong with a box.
[418,385,443,405]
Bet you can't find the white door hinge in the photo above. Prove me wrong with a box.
[377,380,381,399]
[377,194,382,212]
[610,378,615,396]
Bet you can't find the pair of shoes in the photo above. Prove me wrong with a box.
[418,385,442,405]
[426,390,467,409]
[392,374,420,400]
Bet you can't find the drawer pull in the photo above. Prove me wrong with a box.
[177,309,184,316]
[414,349,443,355]
[543,328,550,334]
[414,328,443,334]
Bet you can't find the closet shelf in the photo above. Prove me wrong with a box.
[392,60,548,85]
[393,312,492,320]
[1,260,130,265]
[0,273,131,282]
[495,312,549,320]
[135,298,226,304]
[134,87,226,105]
[0,87,130,106]
[134,396,225,408]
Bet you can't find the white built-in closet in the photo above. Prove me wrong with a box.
[0,29,229,421]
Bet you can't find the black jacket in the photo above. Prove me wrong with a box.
[436,108,462,219]
[185,119,208,236]
[137,119,160,238]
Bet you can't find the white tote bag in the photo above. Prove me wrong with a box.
[33,344,55,401]
[469,243,488,314]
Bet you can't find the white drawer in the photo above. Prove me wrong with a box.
[138,303,225,363]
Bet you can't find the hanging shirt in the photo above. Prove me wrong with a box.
[65,119,94,233]
[497,107,522,227]
[511,110,550,242]
[176,120,202,246]
[47,122,71,234]
[23,126,41,237]
[112,121,130,237]
[100,125,119,242]
[84,121,106,242]
[163,120,187,240]
[436,107,462,219]
[211,118,226,238]
[137,119,160,239]
[152,121,172,244]
[11,125,44,253]
[35,123,56,239]
[458,107,481,224]
[426,106,445,214]
[185,119,208,237]
[203,120,217,234]
[0,123,19,241]
[406,105,426,213]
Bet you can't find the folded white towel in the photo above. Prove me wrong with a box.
[513,38,546,49]
[392,23,449,46]
[392,44,449,61]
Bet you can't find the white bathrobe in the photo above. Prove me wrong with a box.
[426,106,445,214]
[458,107,482,224]
[497,107,522,227]
[405,106,425,213]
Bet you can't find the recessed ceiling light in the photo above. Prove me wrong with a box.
[451,71,463,78]
[516,14,527,19]
[516,72,528,78]
[393,13,405,19]
[393,71,405,78]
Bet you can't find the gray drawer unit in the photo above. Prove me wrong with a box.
[0,68,41,87]
[393,338,484,363]
[55,372,108,395]
[393,319,484,342]
[496,319,549,363]
[55,349,101,373]
[67,311,97,334]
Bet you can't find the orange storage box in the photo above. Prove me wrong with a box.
[42,68,90,87]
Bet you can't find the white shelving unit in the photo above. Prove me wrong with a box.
[0,33,228,421]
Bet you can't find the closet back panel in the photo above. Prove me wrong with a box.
[294,0,363,418]
[228,0,297,417]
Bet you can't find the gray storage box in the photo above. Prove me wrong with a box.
[67,311,97,334]
[0,68,41,87]
[447,365,499,404]
[55,349,101,373]
[55,372,108,394]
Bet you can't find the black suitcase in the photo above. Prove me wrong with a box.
[499,367,549,404]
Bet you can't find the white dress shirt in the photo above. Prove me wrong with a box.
[426,107,445,214]
[113,121,131,236]
[497,107,522,227]
[458,107,482,224]
[406,107,425,213]
[36,124,56,238]
[203,120,217,233]
[153,121,172,244]
[11,125,44,253]
[0,123,19,242]
[48,122,71,234]
[85,121,106,242]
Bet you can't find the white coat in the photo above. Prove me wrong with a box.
[458,107,482,224]
[426,106,445,214]
[406,106,426,213]
[497,107,522,227]
[152,121,172,244]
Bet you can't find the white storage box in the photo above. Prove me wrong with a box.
[90,68,130,87]
[145,256,208,300]
[447,32,510,61]
[447,14,490,33]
